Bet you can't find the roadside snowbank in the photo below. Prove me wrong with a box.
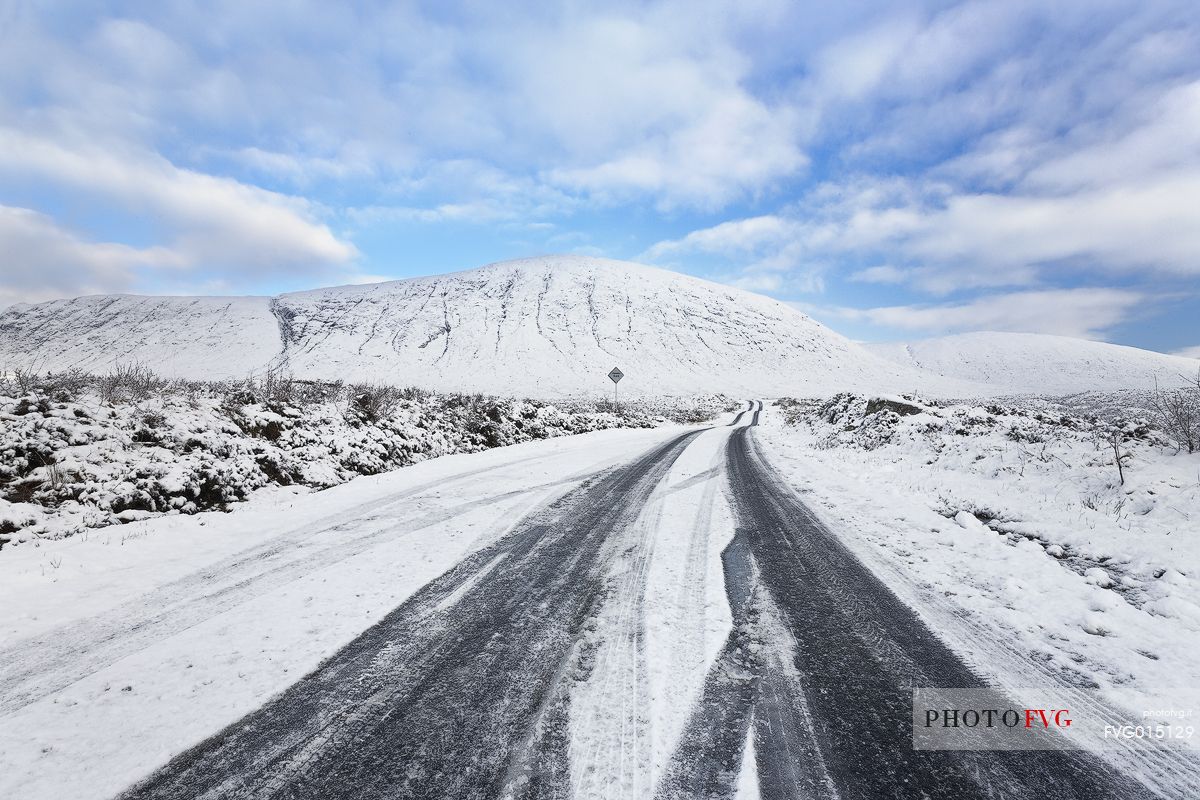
[757,395,1200,698]
[0,374,731,548]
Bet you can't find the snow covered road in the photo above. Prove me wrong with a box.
[2,403,1186,798]
[0,424,702,800]
[669,403,1148,799]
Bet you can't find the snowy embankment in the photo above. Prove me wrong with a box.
[0,370,732,547]
[756,394,1200,702]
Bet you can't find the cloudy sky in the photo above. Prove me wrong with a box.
[2,0,1198,355]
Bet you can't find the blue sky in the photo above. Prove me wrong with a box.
[1,0,1199,355]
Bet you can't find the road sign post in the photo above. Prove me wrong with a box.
[608,367,623,405]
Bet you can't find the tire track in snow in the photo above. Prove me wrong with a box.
[568,472,660,800]
[119,429,704,800]
[750,426,1200,795]
[703,401,1151,799]
[572,420,739,799]
[0,449,600,717]
[656,529,762,800]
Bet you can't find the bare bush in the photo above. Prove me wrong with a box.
[348,383,403,422]
[444,392,486,410]
[44,368,92,399]
[398,385,431,402]
[292,377,342,406]
[2,366,94,399]
[98,363,162,404]
[11,366,40,394]
[1150,372,1200,454]
[261,370,296,406]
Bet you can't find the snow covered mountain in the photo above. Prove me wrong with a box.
[3,256,958,397]
[6,257,1189,397]
[866,332,1200,395]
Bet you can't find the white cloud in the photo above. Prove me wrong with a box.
[0,128,357,278]
[848,265,907,284]
[0,205,182,307]
[809,16,921,100]
[548,94,807,209]
[346,202,511,226]
[896,172,1200,276]
[1,2,814,213]
[640,214,829,292]
[648,71,1200,299]
[828,288,1144,339]
[2,0,1200,332]
[223,146,375,186]
[642,215,793,259]
[1172,345,1200,360]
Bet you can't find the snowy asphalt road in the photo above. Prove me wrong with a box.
[121,429,706,800]
[662,403,1144,799]
[114,402,1151,799]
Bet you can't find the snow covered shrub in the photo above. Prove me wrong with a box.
[97,363,162,403]
[348,383,402,422]
[8,366,38,394]
[773,398,820,426]
[0,369,731,546]
[793,393,936,451]
[397,385,431,402]
[261,371,297,406]
[39,367,91,401]
[14,394,51,416]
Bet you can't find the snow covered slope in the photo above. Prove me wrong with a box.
[0,295,279,378]
[268,256,947,396]
[865,332,1200,395]
[0,256,963,397]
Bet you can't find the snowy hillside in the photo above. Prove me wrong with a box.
[1,256,963,397]
[0,295,280,378]
[866,332,1200,395]
[268,257,948,396]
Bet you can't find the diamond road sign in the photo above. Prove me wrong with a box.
[608,367,624,383]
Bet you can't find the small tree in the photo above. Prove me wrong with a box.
[1108,428,1126,485]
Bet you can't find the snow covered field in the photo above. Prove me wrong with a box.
[3,389,1196,797]
[756,395,1200,726]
